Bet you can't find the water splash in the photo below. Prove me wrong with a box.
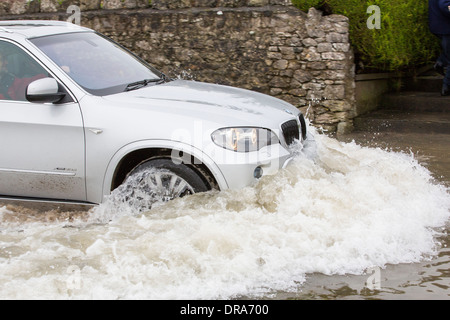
[0,130,449,299]
[167,68,197,81]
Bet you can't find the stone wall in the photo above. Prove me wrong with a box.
[0,0,356,133]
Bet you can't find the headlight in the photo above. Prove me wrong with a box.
[211,127,279,152]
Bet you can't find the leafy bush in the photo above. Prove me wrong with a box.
[292,0,440,72]
[291,0,322,12]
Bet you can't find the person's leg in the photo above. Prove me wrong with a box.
[434,35,446,76]
[440,35,450,95]
[435,53,445,75]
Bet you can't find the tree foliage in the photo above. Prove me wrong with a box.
[292,0,440,72]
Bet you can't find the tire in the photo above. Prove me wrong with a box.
[116,158,209,211]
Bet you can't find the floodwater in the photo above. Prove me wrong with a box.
[0,129,449,300]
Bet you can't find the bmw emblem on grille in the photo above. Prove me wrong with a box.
[284,109,293,115]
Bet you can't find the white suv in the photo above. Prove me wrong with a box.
[0,20,308,209]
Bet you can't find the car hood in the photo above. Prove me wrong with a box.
[102,80,299,127]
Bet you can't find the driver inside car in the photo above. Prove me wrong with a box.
[0,51,16,100]
[0,50,46,101]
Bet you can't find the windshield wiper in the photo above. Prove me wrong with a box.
[125,77,165,92]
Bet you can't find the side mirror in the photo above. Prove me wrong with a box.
[26,77,66,104]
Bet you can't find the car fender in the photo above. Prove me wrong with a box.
[100,139,229,202]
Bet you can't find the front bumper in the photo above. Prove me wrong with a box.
[211,143,293,190]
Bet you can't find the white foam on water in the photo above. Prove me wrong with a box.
[0,132,449,299]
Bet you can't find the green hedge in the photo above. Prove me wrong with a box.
[292,0,440,72]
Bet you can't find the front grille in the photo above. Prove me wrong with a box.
[281,120,300,146]
[299,113,307,140]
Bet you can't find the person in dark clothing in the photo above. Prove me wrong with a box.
[429,0,450,96]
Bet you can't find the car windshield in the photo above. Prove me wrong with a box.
[30,32,163,96]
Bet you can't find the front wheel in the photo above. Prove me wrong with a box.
[115,159,209,211]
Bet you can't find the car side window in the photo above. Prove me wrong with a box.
[0,40,49,101]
